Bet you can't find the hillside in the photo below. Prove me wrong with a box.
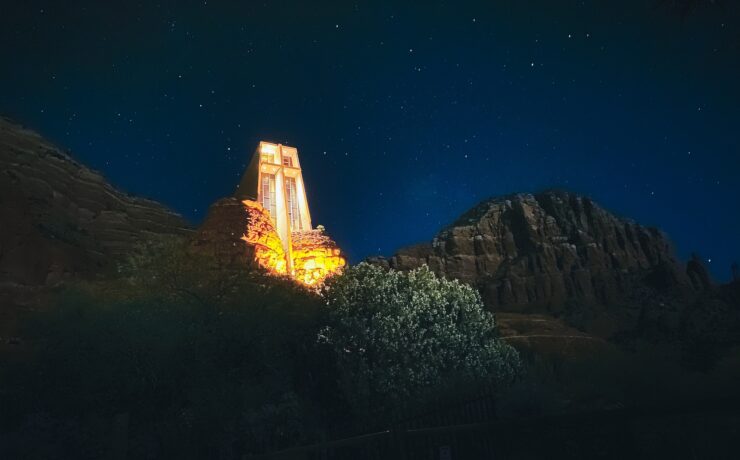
[0,117,192,287]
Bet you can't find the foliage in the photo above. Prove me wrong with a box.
[319,263,521,419]
[115,235,277,307]
[15,242,739,457]
[0,242,327,459]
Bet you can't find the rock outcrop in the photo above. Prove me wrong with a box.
[190,197,287,274]
[0,117,192,286]
[369,190,740,351]
[192,197,345,285]
[370,191,693,313]
[291,227,345,285]
[371,190,740,351]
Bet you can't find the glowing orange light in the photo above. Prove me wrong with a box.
[240,200,345,285]
[291,228,346,285]
[240,200,288,275]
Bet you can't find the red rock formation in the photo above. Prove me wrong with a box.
[190,197,259,269]
[0,117,192,287]
[291,227,345,285]
[193,198,344,285]
[241,200,288,274]
[370,191,693,312]
[366,191,740,348]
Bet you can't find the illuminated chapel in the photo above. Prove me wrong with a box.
[235,141,345,285]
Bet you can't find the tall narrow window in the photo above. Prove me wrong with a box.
[285,177,302,230]
[261,174,277,220]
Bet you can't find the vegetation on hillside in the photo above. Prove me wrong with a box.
[0,240,519,458]
[2,238,738,458]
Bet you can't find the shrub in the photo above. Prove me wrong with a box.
[319,263,520,419]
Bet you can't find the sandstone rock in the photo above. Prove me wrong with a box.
[190,197,287,274]
[190,197,257,267]
[372,190,740,350]
[291,227,345,285]
[0,117,192,286]
[374,191,692,312]
[192,197,345,285]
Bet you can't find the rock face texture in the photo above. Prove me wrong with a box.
[291,227,345,285]
[0,117,192,286]
[370,191,692,313]
[192,197,345,285]
[371,191,740,349]
[191,197,286,273]
[243,200,290,274]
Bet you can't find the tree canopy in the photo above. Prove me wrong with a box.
[319,263,521,418]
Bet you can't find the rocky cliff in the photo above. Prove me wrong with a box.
[371,191,692,310]
[0,117,192,287]
[190,197,284,273]
[370,191,740,346]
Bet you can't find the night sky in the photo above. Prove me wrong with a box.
[1,1,739,279]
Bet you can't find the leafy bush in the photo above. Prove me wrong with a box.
[319,263,521,419]
[112,235,281,307]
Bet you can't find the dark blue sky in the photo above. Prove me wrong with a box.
[1,1,739,279]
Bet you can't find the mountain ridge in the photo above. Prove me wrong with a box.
[0,117,192,287]
[369,190,739,349]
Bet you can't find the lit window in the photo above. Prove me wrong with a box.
[261,143,277,154]
[285,177,302,230]
[261,174,277,220]
[283,156,293,167]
